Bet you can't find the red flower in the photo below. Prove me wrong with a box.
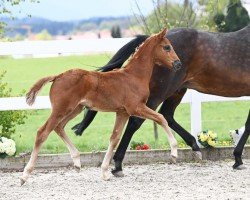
[142,144,150,150]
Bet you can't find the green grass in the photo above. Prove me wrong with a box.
[0,55,250,154]
[0,54,112,95]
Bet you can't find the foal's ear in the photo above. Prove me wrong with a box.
[158,28,168,39]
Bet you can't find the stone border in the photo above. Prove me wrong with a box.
[0,146,249,171]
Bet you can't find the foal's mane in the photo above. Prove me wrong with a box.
[127,33,160,63]
[97,35,148,72]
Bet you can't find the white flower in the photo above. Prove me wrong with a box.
[0,137,16,156]
[0,142,5,153]
[5,145,16,156]
[1,137,9,143]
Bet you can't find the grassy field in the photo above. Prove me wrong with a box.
[0,55,250,154]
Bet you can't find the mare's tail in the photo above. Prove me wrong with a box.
[26,75,57,106]
[72,35,148,136]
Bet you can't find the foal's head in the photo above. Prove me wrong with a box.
[152,28,182,71]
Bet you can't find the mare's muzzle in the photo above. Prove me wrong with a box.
[172,60,182,71]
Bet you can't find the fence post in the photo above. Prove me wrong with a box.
[190,90,202,139]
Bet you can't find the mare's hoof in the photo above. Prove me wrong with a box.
[233,163,246,170]
[111,169,124,177]
[192,151,202,161]
[20,177,26,186]
[233,156,244,170]
[169,155,177,164]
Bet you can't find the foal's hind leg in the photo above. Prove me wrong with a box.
[131,105,178,161]
[101,112,129,180]
[54,105,83,171]
[20,112,66,185]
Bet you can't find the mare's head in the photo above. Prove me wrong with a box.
[152,28,182,71]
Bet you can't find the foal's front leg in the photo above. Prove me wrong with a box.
[101,112,129,180]
[132,104,178,161]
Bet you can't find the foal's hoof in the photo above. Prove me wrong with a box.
[74,165,81,173]
[192,151,202,161]
[102,173,111,181]
[20,177,26,186]
[111,169,124,177]
[169,155,177,164]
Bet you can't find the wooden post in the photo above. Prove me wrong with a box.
[190,90,202,139]
[153,122,158,140]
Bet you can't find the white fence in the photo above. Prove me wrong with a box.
[0,38,133,58]
[0,38,250,136]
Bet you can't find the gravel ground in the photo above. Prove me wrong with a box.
[0,160,249,200]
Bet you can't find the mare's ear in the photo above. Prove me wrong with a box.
[158,28,168,39]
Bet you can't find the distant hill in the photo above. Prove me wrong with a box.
[1,16,134,37]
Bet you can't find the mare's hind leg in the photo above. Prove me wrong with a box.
[131,105,178,161]
[20,111,69,185]
[54,105,84,171]
[101,111,129,181]
[233,109,250,169]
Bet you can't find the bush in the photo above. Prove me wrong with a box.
[0,71,27,138]
[111,25,122,38]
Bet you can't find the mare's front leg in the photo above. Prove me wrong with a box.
[233,109,250,169]
[131,104,178,161]
[101,112,129,180]
[158,89,202,160]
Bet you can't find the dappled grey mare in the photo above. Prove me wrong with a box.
[73,26,250,174]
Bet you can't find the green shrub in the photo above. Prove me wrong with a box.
[0,71,27,138]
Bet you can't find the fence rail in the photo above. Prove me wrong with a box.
[1,91,249,136]
[0,38,133,58]
[0,38,249,136]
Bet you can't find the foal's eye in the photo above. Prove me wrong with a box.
[163,45,171,52]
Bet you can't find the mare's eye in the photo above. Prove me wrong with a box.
[163,45,171,52]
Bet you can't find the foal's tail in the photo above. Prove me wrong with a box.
[26,75,57,106]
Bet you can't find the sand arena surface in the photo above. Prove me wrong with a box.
[0,160,249,200]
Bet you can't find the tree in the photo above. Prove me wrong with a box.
[35,29,52,40]
[213,13,226,32]
[133,0,196,34]
[0,0,38,37]
[134,0,236,33]
[0,0,38,14]
[213,0,249,32]
[197,0,228,31]
[223,0,249,32]
[111,25,122,38]
[145,0,196,34]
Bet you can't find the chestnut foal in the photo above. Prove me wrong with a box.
[21,29,181,185]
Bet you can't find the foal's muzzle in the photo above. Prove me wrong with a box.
[172,60,182,71]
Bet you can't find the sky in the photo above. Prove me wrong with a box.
[5,0,250,21]
[7,0,157,21]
